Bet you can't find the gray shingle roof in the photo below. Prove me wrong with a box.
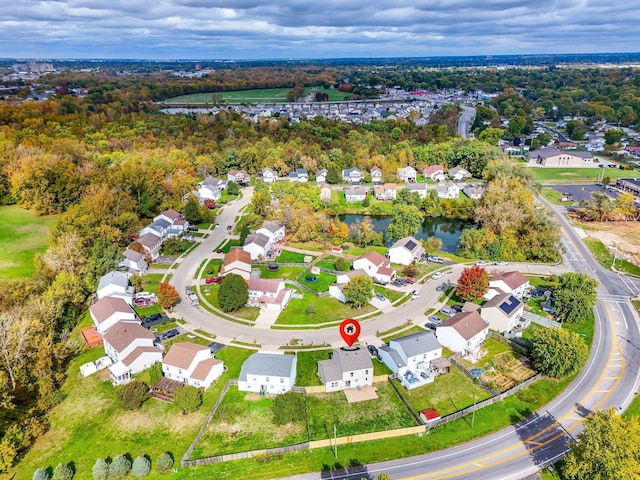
[238,353,296,380]
[244,232,270,248]
[392,331,441,358]
[261,220,283,234]
[380,345,406,368]
[98,270,129,290]
[334,347,372,372]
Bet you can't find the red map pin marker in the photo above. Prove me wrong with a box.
[340,318,361,347]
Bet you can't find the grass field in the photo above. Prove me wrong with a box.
[530,167,636,184]
[0,205,58,278]
[299,269,336,293]
[276,292,374,325]
[583,237,640,276]
[164,87,354,104]
[275,250,314,263]
[256,265,305,280]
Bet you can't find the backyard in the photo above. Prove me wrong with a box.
[275,292,375,325]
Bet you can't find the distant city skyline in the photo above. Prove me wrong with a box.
[1,1,639,59]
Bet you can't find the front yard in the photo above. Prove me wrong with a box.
[276,292,375,325]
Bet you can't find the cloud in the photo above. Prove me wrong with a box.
[0,0,638,58]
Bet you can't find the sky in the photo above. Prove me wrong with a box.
[1,0,639,59]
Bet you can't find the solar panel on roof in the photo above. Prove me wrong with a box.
[405,240,417,251]
[500,295,521,315]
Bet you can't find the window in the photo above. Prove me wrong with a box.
[365,370,369,375]
[350,372,354,377]
[266,377,270,382]
[280,378,284,383]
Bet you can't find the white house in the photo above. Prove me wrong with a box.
[353,251,396,285]
[257,220,285,244]
[288,168,309,182]
[103,322,162,385]
[436,311,489,360]
[397,166,417,183]
[135,232,162,261]
[315,168,328,184]
[227,169,250,184]
[378,331,442,389]
[238,352,297,395]
[345,186,367,202]
[436,181,460,199]
[119,248,148,277]
[487,271,530,299]
[220,248,252,280]
[342,167,364,183]
[448,166,471,181]
[96,270,134,304]
[89,296,139,335]
[462,183,486,199]
[260,168,278,184]
[195,184,222,202]
[200,176,228,190]
[318,347,373,393]
[406,183,428,199]
[423,165,446,182]
[370,166,383,184]
[320,185,332,202]
[243,232,271,261]
[139,218,171,241]
[328,283,347,303]
[480,294,524,334]
[335,268,368,285]
[388,236,425,266]
[154,209,183,226]
[162,342,224,389]
[374,183,397,201]
[247,278,292,311]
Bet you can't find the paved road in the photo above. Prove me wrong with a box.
[457,106,475,139]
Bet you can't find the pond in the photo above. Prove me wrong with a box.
[339,215,474,253]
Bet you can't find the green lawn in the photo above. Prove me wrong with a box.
[204,259,223,276]
[164,87,354,104]
[275,250,314,263]
[456,337,514,371]
[139,273,165,293]
[540,187,575,205]
[192,388,308,458]
[295,350,331,386]
[299,270,336,293]
[315,255,351,271]
[583,237,640,276]
[276,292,374,325]
[530,167,635,184]
[198,284,260,321]
[382,326,428,343]
[307,383,416,440]
[219,240,242,253]
[397,367,493,417]
[0,205,58,278]
[256,265,305,280]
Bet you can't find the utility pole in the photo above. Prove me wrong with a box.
[472,393,476,428]
[333,424,338,459]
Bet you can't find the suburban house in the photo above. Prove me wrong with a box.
[423,165,446,182]
[353,251,396,285]
[259,168,278,184]
[436,181,460,199]
[257,220,285,244]
[328,283,346,303]
[194,184,222,203]
[119,248,148,277]
[89,296,139,335]
[448,166,472,181]
[135,232,163,261]
[487,271,530,299]
[154,209,183,226]
[227,169,250,184]
[220,248,252,280]
[374,183,397,200]
[462,183,486,199]
[161,342,224,389]
[345,186,368,202]
[397,165,417,183]
[315,168,328,184]
[238,352,297,395]
[378,331,443,389]
[480,294,524,334]
[317,347,373,393]
[527,147,594,167]
[139,218,171,241]
[247,278,292,311]
[370,166,383,184]
[320,185,332,202]
[388,236,425,265]
[288,168,309,182]
[243,232,271,261]
[406,182,428,199]
[103,321,163,385]
[200,176,228,190]
[342,167,364,183]
[335,268,368,285]
[96,270,134,304]
[436,311,489,360]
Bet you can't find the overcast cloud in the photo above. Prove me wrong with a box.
[1,0,638,59]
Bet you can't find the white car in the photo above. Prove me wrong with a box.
[432,272,443,280]
[475,261,490,266]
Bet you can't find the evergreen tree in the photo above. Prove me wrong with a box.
[92,458,109,480]
[218,273,249,312]
[131,456,152,478]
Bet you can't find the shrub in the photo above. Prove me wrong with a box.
[173,385,202,414]
[115,380,150,410]
[334,257,350,271]
[156,452,174,473]
[92,458,109,480]
[33,469,50,480]
[148,362,163,386]
[109,455,132,480]
[132,456,151,478]
[52,463,73,480]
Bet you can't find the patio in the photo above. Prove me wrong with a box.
[343,385,379,403]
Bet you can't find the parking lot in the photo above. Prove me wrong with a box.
[550,184,623,203]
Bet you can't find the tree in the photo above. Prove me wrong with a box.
[173,385,202,414]
[387,204,422,243]
[530,327,588,378]
[218,273,249,312]
[92,458,109,480]
[272,391,306,425]
[455,266,489,301]
[604,128,625,145]
[183,199,202,224]
[132,456,152,478]
[156,452,174,473]
[422,237,443,254]
[563,408,640,480]
[33,469,50,480]
[554,273,598,323]
[109,455,132,480]
[52,463,73,480]
[115,380,150,410]
[343,275,374,308]
[226,181,240,196]
[157,281,179,310]
[334,257,351,272]
[402,264,419,279]
[478,127,503,146]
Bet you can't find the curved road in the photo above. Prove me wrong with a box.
[457,105,475,139]
[169,187,640,479]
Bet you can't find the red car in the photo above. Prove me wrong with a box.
[134,298,153,307]
[205,277,222,284]
[226,225,232,230]
[405,278,415,284]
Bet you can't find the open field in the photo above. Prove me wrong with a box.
[0,206,58,278]
[530,167,635,184]
[163,87,354,104]
[276,292,375,325]
[583,222,640,269]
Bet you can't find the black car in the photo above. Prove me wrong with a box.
[436,284,446,292]
[146,313,162,322]
[159,328,180,340]
[187,225,199,232]
[451,304,463,313]
[425,322,438,330]
[367,345,379,357]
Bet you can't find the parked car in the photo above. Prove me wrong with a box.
[427,255,444,264]
[475,261,490,266]
[367,345,379,357]
[451,304,463,313]
[375,293,386,302]
[226,225,232,230]
[494,261,509,266]
[440,306,456,317]
[405,278,415,284]
[435,284,446,292]
[187,225,199,232]
[432,272,443,280]
[424,322,438,330]
[134,298,153,307]
[215,223,220,228]
[428,315,443,324]
[145,313,162,322]
[396,278,407,286]
[391,279,403,287]
[135,292,154,299]
[205,277,222,284]
[159,328,180,341]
